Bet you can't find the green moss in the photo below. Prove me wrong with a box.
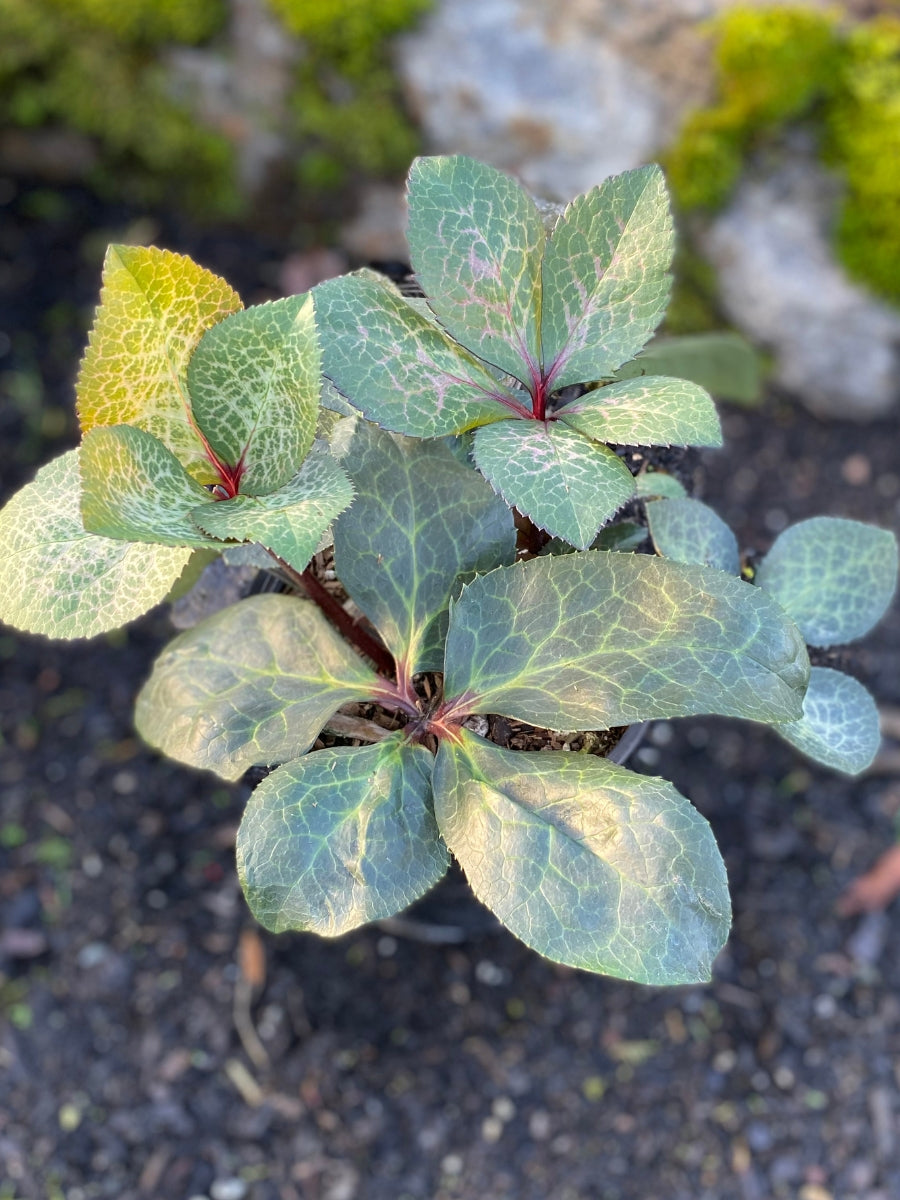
[0,0,237,215]
[825,17,900,303]
[0,0,427,217]
[43,0,223,45]
[270,0,430,59]
[273,0,430,190]
[663,243,724,337]
[663,104,748,212]
[665,6,900,306]
[712,6,839,125]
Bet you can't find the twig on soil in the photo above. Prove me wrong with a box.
[224,1057,265,1107]
[233,928,270,1071]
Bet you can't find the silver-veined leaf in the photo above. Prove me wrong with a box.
[556,377,721,448]
[647,497,740,574]
[333,422,516,673]
[406,154,545,383]
[443,552,809,729]
[0,450,192,638]
[80,425,214,547]
[473,419,635,549]
[193,443,354,574]
[187,294,320,496]
[755,517,898,646]
[76,245,242,482]
[237,735,448,935]
[433,731,730,983]
[315,270,529,437]
[135,593,380,780]
[540,165,673,389]
[776,666,881,775]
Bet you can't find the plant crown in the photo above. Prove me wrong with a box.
[0,155,896,986]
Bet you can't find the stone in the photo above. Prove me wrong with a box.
[339,184,411,263]
[700,151,900,418]
[396,0,670,202]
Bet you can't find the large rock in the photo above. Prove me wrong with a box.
[397,0,696,201]
[700,152,900,419]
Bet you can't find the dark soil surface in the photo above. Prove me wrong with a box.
[2,180,900,1200]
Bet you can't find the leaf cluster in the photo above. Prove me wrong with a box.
[0,154,895,985]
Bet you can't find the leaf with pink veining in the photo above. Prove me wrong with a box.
[315,270,530,437]
[541,166,674,390]
[407,155,545,385]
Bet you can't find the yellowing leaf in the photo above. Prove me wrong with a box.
[77,245,242,482]
[0,451,192,639]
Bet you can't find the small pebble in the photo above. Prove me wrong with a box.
[841,453,871,486]
[798,1185,832,1200]
[58,1103,82,1132]
[847,911,889,967]
[813,993,837,1019]
[81,853,103,878]
[77,942,111,970]
[112,770,138,795]
[475,960,505,986]
[481,1115,504,1142]
[773,1065,795,1090]
[529,1110,551,1140]
[210,1180,248,1200]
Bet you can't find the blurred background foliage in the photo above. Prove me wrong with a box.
[0,0,236,214]
[270,0,430,192]
[0,0,429,219]
[665,6,900,305]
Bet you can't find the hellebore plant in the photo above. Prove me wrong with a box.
[0,156,896,986]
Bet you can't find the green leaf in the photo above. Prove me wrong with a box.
[775,667,881,776]
[321,377,359,418]
[635,470,687,500]
[315,270,529,437]
[556,377,721,448]
[540,165,674,389]
[79,425,214,547]
[594,520,648,552]
[433,731,730,983]
[187,294,319,496]
[613,332,762,405]
[755,517,898,646]
[473,420,635,549]
[541,522,648,558]
[135,593,379,780]
[192,443,354,574]
[406,155,545,383]
[444,552,809,729]
[237,736,448,935]
[334,422,517,673]
[76,245,242,482]
[0,450,192,638]
[646,498,740,574]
